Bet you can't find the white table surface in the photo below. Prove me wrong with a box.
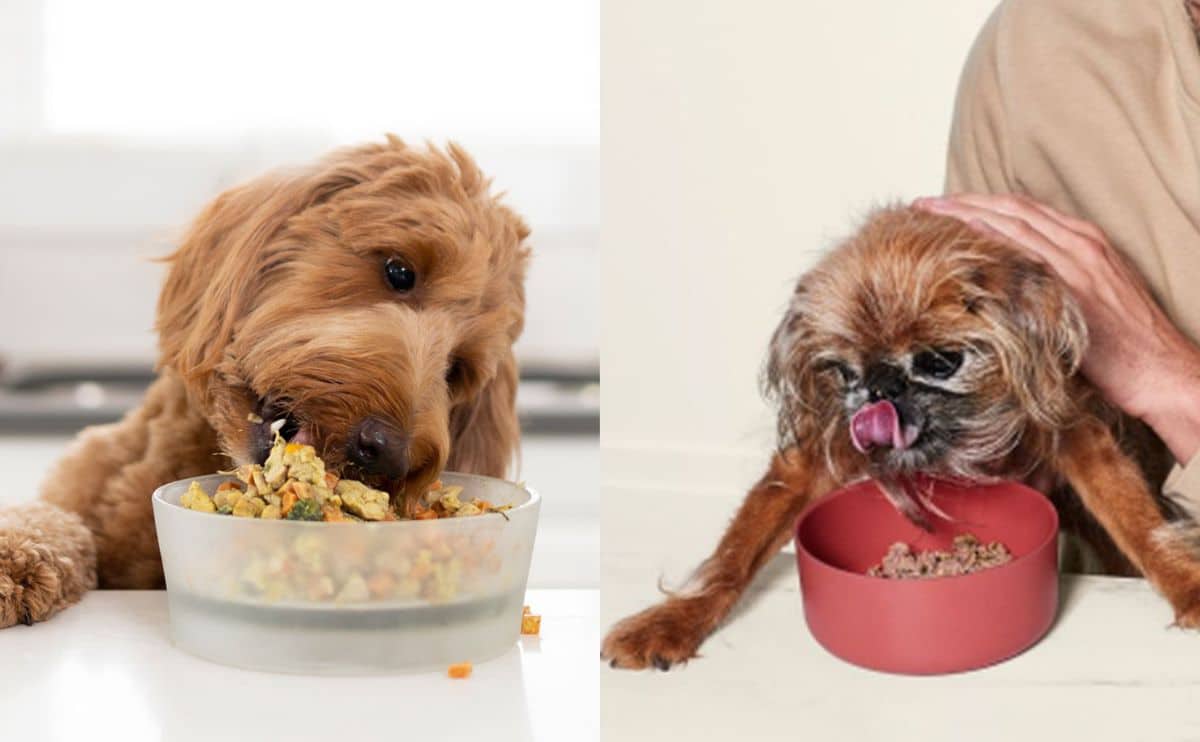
[0,588,597,742]
[602,486,1200,742]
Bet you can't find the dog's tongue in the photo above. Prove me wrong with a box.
[850,400,910,453]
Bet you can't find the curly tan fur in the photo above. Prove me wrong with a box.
[0,137,530,627]
[604,206,1188,670]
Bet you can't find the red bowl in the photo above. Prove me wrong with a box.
[793,477,1059,675]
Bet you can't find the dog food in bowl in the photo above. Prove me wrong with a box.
[153,467,540,674]
[794,477,1058,674]
[179,432,509,523]
[866,533,1013,579]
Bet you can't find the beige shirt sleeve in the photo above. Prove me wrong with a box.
[944,6,1014,196]
[943,0,1200,510]
[1164,456,1200,518]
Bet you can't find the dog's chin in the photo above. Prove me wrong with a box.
[869,446,932,476]
[868,441,992,484]
[859,423,950,476]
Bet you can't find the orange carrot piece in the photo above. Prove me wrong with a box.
[521,614,541,635]
[321,503,346,522]
[280,487,299,516]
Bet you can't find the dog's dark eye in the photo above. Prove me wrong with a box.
[913,349,964,379]
[384,257,417,292]
[824,361,857,384]
[445,358,464,386]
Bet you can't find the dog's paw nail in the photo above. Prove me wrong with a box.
[19,608,32,626]
[652,654,671,671]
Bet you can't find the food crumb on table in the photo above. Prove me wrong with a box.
[447,662,473,679]
[521,604,541,635]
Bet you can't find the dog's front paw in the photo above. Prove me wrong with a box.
[602,599,712,671]
[0,504,96,628]
[1172,591,1200,630]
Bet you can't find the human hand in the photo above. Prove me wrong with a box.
[914,193,1200,463]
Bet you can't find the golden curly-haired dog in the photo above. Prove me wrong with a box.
[0,137,530,627]
[603,205,1200,670]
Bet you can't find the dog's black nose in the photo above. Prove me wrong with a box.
[864,362,907,402]
[347,417,409,478]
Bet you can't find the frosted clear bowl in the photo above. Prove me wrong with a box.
[152,472,540,674]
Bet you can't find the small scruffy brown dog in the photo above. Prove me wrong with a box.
[0,137,530,627]
[603,206,1200,670]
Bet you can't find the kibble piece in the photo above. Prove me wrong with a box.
[212,485,244,511]
[435,486,464,513]
[233,464,270,495]
[282,442,326,487]
[521,613,541,635]
[181,481,216,513]
[447,662,472,679]
[335,480,390,521]
[455,503,482,517]
[232,495,267,518]
[262,461,287,489]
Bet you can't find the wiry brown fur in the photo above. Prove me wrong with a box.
[603,206,1190,670]
[0,137,530,627]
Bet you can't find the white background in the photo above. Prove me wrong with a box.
[601,0,1002,498]
[0,0,598,369]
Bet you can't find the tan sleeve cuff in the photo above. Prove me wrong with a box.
[1163,454,1200,514]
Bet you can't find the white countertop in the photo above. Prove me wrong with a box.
[602,485,1200,742]
[0,588,597,742]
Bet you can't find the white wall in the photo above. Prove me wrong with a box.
[0,0,599,372]
[601,0,1001,495]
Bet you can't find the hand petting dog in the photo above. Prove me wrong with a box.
[915,193,1200,466]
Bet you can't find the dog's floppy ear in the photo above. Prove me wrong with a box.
[156,147,384,401]
[969,255,1087,430]
[446,349,520,478]
[763,280,830,448]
